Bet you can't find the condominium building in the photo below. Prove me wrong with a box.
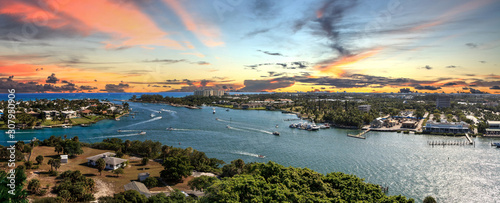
[194,89,225,97]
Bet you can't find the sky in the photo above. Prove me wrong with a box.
[0,0,499,93]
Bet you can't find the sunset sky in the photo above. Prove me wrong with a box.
[0,0,499,93]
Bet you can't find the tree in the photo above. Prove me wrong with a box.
[25,161,33,169]
[28,179,41,194]
[55,144,63,155]
[36,155,44,165]
[113,168,124,177]
[143,177,158,188]
[48,159,55,171]
[160,155,193,182]
[96,158,106,176]
[188,176,218,191]
[112,190,148,203]
[141,157,149,166]
[51,159,61,171]
[423,196,437,203]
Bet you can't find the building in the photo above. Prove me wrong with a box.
[436,95,451,108]
[486,121,500,136]
[138,172,150,182]
[87,152,127,170]
[358,105,371,113]
[401,121,417,129]
[124,181,151,197]
[61,110,77,119]
[194,89,225,97]
[424,121,470,134]
[370,118,384,128]
[60,155,68,163]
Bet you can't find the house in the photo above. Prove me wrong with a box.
[61,110,77,119]
[80,109,92,116]
[87,152,127,170]
[42,110,59,120]
[138,172,150,182]
[60,155,68,163]
[124,181,151,197]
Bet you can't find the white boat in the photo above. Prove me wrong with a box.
[275,125,279,128]
[213,108,216,114]
[167,127,174,131]
[150,113,155,117]
[226,125,231,128]
[62,125,72,128]
[115,118,120,121]
[139,131,146,135]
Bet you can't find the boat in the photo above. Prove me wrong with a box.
[139,131,146,135]
[289,123,297,128]
[34,126,43,129]
[80,124,91,127]
[150,113,155,117]
[273,131,280,136]
[226,125,231,128]
[161,108,166,111]
[275,125,279,128]
[494,143,500,148]
[117,129,122,132]
[258,155,265,158]
[213,108,216,114]
[62,125,72,128]
[167,127,174,131]
[215,118,219,120]
[115,118,120,121]
[226,109,229,111]
[320,123,330,129]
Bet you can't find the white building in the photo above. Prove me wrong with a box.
[424,121,469,134]
[358,105,371,113]
[87,152,127,170]
[61,110,77,119]
[486,121,500,135]
[194,89,225,97]
[60,155,68,163]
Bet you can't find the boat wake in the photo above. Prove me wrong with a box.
[217,119,273,134]
[123,116,162,128]
[91,133,141,139]
[233,151,262,158]
[226,125,251,132]
[232,125,273,135]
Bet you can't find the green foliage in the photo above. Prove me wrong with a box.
[36,155,44,165]
[48,158,61,171]
[33,197,65,203]
[27,178,41,194]
[142,157,149,166]
[61,139,83,156]
[160,155,193,182]
[423,196,437,203]
[25,161,33,169]
[143,177,159,188]
[113,168,124,177]
[0,166,29,202]
[112,190,148,203]
[97,158,106,176]
[477,121,489,133]
[204,161,415,203]
[188,175,219,191]
[54,170,95,202]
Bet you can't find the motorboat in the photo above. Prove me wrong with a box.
[272,131,280,136]
[115,118,120,121]
[62,125,72,128]
[258,155,265,158]
[289,123,297,128]
[226,109,229,111]
[80,124,91,127]
[213,108,216,114]
[150,113,155,117]
[226,125,231,128]
[167,127,174,131]
[34,126,43,129]
[275,125,279,128]
[494,143,500,148]
[139,131,146,135]
[117,129,122,132]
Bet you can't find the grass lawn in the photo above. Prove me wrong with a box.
[1,146,166,200]
[41,120,64,126]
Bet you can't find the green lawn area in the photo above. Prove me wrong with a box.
[214,104,233,108]
[248,107,266,110]
[41,120,64,126]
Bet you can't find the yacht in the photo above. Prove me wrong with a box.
[139,131,146,135]
[62,125,72,128]
[272,131,280,136]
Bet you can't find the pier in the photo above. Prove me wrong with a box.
[347,129,370,139]
[427,140,471,146]
[464,133,473,144]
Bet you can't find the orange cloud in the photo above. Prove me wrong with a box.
[316,48,381,76]
[0,0,184,49]
[163,0,224,47]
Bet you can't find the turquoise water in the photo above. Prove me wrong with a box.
[2,97,500,202]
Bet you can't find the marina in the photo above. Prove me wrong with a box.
[347,129,370,139]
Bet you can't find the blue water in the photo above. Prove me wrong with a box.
[1,93,499,202]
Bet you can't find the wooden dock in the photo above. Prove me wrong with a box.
[428,140,471,146]
[347,129,370,139]
[464,133,473,144]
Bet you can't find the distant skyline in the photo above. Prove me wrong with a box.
[1,0,499,93]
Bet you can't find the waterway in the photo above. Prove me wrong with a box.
[1,93,499,202]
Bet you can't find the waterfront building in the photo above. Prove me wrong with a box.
[371,118,383,128]
[436,95,451,108]
[486,121,500,135]
[87,152,127,170]
[424,121,470,134]
[401,121,417,129]
[61,110,77,119]
[358,105,371,113]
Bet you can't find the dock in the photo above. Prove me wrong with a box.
[347,129,370,139]
[428,141,471,146]
[464,133,473,144]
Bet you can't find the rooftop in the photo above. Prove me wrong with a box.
[124,181,151,197]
